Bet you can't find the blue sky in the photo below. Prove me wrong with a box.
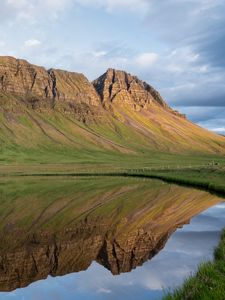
[0,0,225,133]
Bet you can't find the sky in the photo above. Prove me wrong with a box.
[0,0,225,133]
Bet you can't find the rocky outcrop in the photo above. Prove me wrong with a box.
[0,57,185,118]
[0,56,101,120]
[0,57,53,99]
[93,68,185,118]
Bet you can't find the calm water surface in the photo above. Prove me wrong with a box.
[0,177,224,300]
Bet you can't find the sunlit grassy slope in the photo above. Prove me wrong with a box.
[0,93,225,167]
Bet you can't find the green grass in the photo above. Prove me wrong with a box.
[136,167,225,196]
[1,148,225,176]
[1,96,225,167]
[2,165,225,197]
[164,230,225,300]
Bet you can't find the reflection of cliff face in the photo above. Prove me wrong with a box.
[0,177,221,291]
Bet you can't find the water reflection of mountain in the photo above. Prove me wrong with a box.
[0,177,220,291]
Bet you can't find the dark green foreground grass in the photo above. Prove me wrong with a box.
[164,230,225,300]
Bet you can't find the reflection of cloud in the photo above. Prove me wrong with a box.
[214,203,225,209]
[144,276,163,290]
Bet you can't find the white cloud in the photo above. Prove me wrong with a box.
[56,49,159,79]
[212,128,225,132]
[44,0,72,9]
[24,39,42,48]
[1,0,74,23]
[74,0,150,13]
[135,52,158,68]
[92,51,107,57]
[7,0,27,9]
[0,41,6,47]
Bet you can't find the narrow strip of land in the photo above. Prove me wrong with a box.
[1,166,225,197]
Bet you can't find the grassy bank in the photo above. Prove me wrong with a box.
[164,229,225,300]
[138,167,225,196]
[1,165,225,197]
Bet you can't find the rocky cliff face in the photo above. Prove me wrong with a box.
[0,57,185,117]
[0,56,101,120]
[0,57,52,98]
[93,68,185,117]
[93,68,167,108]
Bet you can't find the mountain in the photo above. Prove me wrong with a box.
[0,56,224,165]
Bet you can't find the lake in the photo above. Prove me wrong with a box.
[0,176,224,300]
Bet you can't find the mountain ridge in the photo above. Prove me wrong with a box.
[0,56,181,117]
[0,55,225,163]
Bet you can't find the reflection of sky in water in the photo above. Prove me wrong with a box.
[1,202,225,300]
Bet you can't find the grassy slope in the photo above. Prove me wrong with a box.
[1,93,225,167]
[164,230,225,300]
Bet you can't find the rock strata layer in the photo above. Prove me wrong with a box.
[0,56,185,118]
[0,56,101,120]
[93,68,185,117]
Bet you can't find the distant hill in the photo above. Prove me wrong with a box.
[0,56,224,164]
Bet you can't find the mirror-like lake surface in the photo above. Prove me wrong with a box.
[0,177,224,300]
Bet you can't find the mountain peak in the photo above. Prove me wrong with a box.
[93,67,174,113]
